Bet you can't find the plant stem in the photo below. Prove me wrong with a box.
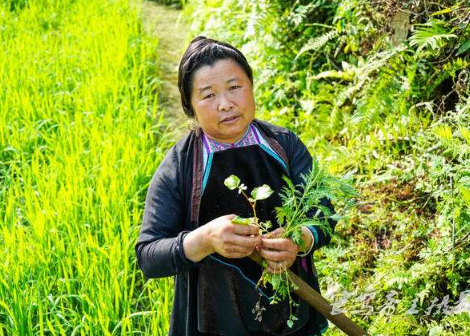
[240,189,258,226]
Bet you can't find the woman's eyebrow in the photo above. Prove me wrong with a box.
[199,85,212,92]
[198,77,241,92]
[226,77,240,83]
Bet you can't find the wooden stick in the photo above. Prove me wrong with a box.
[249,252,369,336]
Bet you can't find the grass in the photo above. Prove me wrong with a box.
[0,0,175,334]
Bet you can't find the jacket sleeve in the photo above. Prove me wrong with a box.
[135,147,198,279]
[285,131,337,252]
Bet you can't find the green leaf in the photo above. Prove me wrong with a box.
[287,320,293,328]
[459,185,470,206]
[296,30,338,58]
[251,184,274,201]
[409,19,457,54]
[224,175,240,190]
[456,41,470,56]
[312,69,355,81]
[460,126,470,143]
[330,213,345,221]
[431,7,453,16]
[302,219,321,227]
[291,228,304,249]
[231,216,253,225]
[429,326,444,336]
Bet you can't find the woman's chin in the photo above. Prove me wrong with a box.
[211,129,245,143]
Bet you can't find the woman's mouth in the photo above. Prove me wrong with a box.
[221,115,240,124]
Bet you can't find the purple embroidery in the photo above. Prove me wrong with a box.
[203,124,260,153]
[251,124,261,144]
[202,134,211,153]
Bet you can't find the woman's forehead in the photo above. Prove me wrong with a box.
[192,59,249,89]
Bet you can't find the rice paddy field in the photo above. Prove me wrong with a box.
[0,0,175,334]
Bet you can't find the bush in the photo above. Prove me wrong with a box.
[182,0,470,333]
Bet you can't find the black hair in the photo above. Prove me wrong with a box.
[177,36,253,117]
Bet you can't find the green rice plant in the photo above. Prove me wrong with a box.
[0,0,175,334]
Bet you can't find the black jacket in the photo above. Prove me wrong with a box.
[136,119,334,335]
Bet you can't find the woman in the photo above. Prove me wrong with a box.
[136,36,335,336]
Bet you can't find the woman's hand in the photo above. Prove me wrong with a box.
[183,214,261,262]
[206,214,261,259]
[258,228,299,274]
[259,227,314,273]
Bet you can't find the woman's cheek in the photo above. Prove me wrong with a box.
[234,89,246,98]
[206,98,217,108]
[199,100,214,112]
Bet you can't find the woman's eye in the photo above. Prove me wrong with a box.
[229,85,241,90]
[203,93,214,100]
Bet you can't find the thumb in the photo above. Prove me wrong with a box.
[270,227,285,238]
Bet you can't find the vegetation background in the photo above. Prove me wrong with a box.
[1,0,469,335]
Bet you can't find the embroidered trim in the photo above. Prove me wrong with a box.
[252,120,289,171]
[190,134,204,224]
[202,134,211,153]
[202,153,213,192]
[309,226,319,250]
[259,144,288,172]
[203,125,255,153]
[251,123,261,143]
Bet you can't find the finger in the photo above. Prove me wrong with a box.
[258,248,291,262]
[232,223,260,236]
[269,228,285,238]
[261,238,297,252]
[230,235,261,248]
[267,266,282,274]
[266,261,284,274]
[266,260,280,269]
[225,245,253,255]
[225,245,257,259]
[268,259,295,271]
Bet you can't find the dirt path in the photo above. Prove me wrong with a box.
[141,1,190,134]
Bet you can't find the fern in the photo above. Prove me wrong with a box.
[296,30,338,59]
[409,19,457,54]
[351,65,400,129]
[244,2,269,39]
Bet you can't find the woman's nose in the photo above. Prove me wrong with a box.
[218,93,234,111]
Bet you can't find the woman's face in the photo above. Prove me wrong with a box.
[190,59,255,143]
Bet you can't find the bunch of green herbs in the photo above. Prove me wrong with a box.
[224,157,357,327]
